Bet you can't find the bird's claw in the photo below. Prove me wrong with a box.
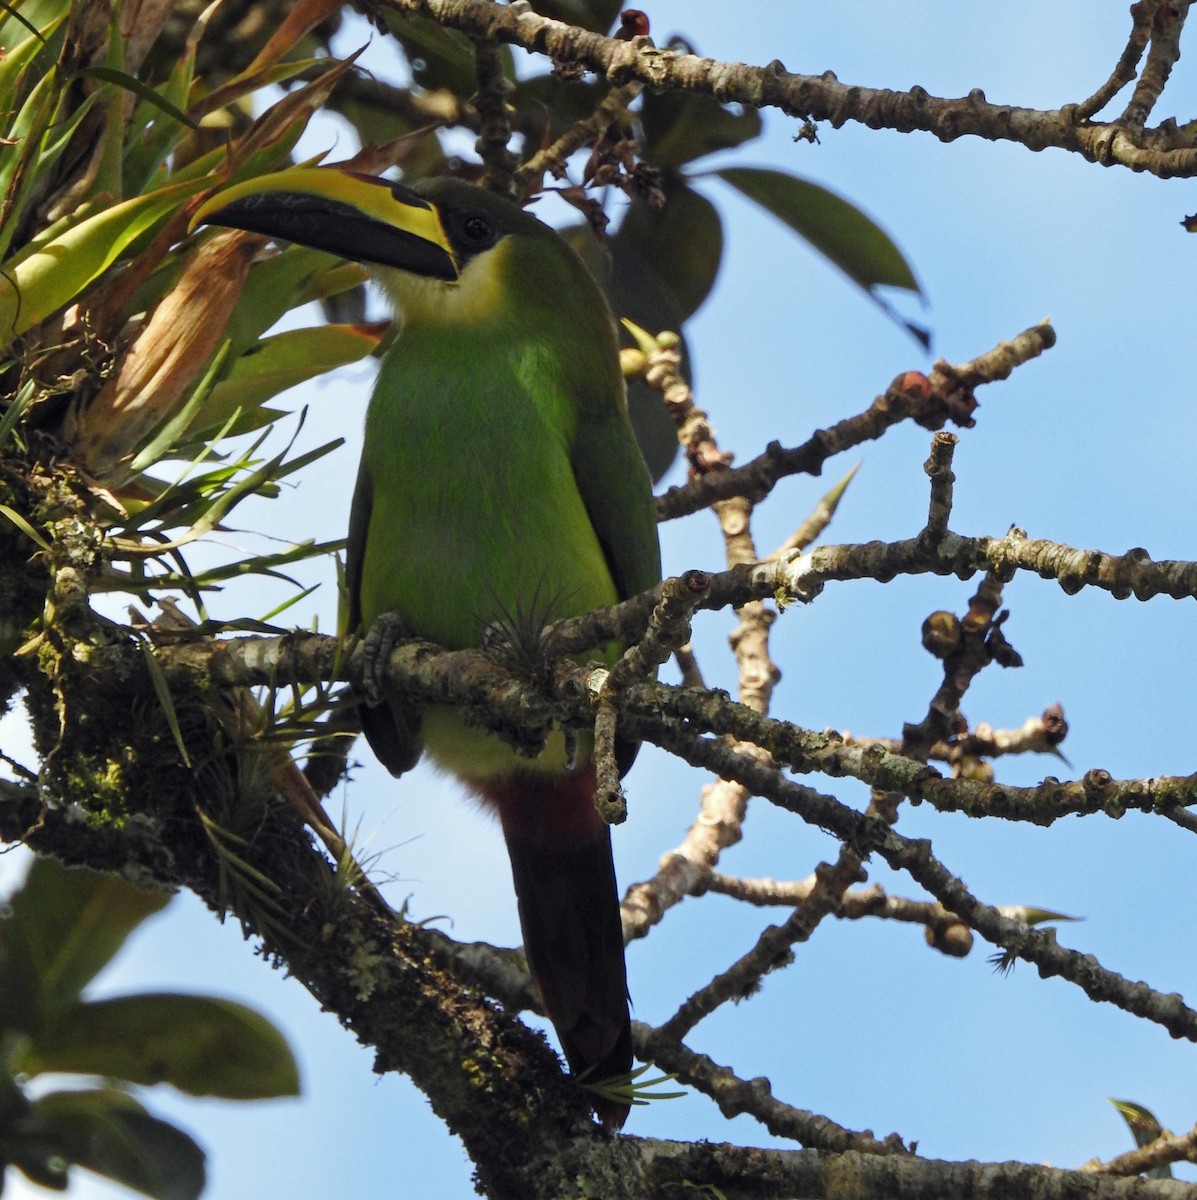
[479,620,510,657]
[361,611,411,705]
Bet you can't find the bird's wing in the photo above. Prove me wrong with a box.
[571,403,662,778]
[571,405,661,607]
[347,458,423,777]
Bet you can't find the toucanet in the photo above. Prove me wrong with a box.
[194,170,662,1128]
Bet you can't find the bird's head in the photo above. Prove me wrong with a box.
[191,170,589,327]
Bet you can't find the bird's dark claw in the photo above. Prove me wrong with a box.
[361,611,411,704]
[479,620,512,657]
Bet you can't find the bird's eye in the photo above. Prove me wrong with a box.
[460,214,496,247]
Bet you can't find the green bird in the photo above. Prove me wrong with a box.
[195,169,662,1127]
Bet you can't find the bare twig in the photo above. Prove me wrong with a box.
[657,322,1056,521]
[513,80,642,194]
[1086,1119,1197,1177]
[633,1024,909,1154]
[1075,0,1156,120]
[1120,0,1191,130]
[655,847,865,1041]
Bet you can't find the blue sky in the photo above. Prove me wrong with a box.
[5,3,1197,1196]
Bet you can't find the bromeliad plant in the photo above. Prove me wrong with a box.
[0,0,391,839]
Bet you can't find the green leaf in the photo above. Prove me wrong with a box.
[0,376,37,449]
[127,342,233,475]
[121,41,199,196]
[0,0,60,48]
[639,86,762,168]
[0,66,63,261]
[0,178,206,343]
[76,66,200,132]
[25,994,300,1099]
[217,245,356,360]
[390,14,483,95]
[0,23,56,116]
[0,502,51,549]
[135,635,192,769]
[33,1090,206,1200]
[716,165,922,295]
[195,323,384,430]
[0,858,169,1032]
[717,165,927,345]
[527,0,622,33]
[609,184,724,480]
[565,217,696,483]
[612,183,724,322]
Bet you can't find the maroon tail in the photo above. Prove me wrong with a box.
[476,766,631,1129]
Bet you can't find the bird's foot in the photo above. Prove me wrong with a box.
[479,619,514,659]
[361,611,411,704]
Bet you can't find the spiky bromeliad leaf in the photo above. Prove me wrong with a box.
[0,179,206,343]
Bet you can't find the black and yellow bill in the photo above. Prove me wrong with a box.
[190,167,459,281]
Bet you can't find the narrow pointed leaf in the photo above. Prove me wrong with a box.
[75,66,200,131]
[196,323,384,429]
[218,245,357,360]
[0,1,57,47]
[0,67,63,259]
[0,24,56,111]
[0,178,206,341]
[717,165,921,296]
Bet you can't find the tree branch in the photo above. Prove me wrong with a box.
[656,321,1055,521]
[379,0,1197,177]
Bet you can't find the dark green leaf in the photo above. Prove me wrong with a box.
[612,184,724,322]
[1,859,169,1032]
[639,87,761,168]
[25,994,300,1099]
[510,74,611,142]
[528,0,622,33]
[390,15,487,95]
[716,165,922,294]
[74,67,200,132]
[34,1090,206,1200]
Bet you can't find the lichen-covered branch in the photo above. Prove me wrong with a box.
[634,1027,909,1156]
[629,718,1197,1044]
[379,0,1197,178]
